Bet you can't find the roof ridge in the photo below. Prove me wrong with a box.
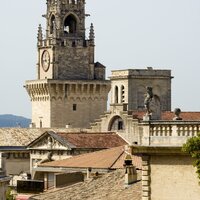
[39,146,125,167]
[57,132,115,134]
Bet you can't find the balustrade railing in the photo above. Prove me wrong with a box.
[141,122,200,146]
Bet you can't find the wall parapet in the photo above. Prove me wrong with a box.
[140,121,200,146]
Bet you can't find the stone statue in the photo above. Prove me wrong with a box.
[144,86,161,119]
[144,87,154,115]
[173,108,182,120]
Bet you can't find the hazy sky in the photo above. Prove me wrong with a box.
[1,0,200,118]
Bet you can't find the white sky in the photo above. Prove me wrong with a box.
[0,0,200,118]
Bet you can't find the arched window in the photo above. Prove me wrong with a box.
[115,86,119,103]
[50,15,56,34]
[108,116,125,131]
[64,15,77,34]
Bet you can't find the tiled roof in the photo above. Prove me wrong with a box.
[56,132,127,149]
[132,111,200,121]
[162,111,200,121]
[0,128,83,147]
[30,169,142,200]
[39,146,142,169]
[0,128,44,146]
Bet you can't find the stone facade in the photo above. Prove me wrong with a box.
[25,0,110,128]
[110,68,172,112]
[150,155,200,200]
[26,80,110,128]
[90,68,172,143]
[132,147,200,200]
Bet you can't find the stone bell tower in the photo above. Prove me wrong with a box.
[25,0,110,128]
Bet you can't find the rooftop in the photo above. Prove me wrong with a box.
[27,131,127,150]
[30,169,142,200]
[132,111,200,121]
[38,146,142,170]
[56,132,127,149]
[0,128,87,147]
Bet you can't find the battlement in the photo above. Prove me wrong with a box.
[25,79,110,102]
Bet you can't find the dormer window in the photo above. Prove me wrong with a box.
[64,15,77,34]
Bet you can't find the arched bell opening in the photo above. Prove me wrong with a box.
[64,14,77,34]
[108,116,125,131]
[115,86,119,103]
[121,85,125,103]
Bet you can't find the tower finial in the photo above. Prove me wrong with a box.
[37,24,43,45]
[89,23,95,45]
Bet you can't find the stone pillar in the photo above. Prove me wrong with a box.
[142,155,151,200]
[44,173,48,190]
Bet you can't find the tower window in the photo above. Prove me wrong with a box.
[50,15,56,34]
[115,86,119,103]
[64,15,77,34]
[73,104,77,111]
[121,85,125,103]
[109,116,125,131]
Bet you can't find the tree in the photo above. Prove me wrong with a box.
[182,133,200,183]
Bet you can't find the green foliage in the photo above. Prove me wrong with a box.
[6,187,13,200]
[182,133,200,182]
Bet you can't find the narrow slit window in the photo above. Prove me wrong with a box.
[73,104,77,111]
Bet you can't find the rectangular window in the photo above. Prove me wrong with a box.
[73,104,77,111]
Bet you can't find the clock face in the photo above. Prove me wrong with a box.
[41,50,50,72]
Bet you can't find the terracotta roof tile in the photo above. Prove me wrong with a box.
[56,132,127,148]
[39,146,142,169]
[132,111,200,121]
[0,128,87,146]
[162,111,200,121]
[31,169,142,200]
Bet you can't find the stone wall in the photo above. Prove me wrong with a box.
[6,157,29,176]
[26,80,110,128]
[110,68,172,112]
[150,155,200,200]
[55,172,84,188]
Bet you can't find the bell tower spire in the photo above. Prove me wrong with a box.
[25,0,110,128]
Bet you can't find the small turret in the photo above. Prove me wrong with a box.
[37,24,43,46]
[89,23,95,45]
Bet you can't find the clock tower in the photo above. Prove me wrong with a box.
[25,0,110,128]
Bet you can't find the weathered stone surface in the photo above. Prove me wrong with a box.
[31,169,142,200]
[25,0,110,128]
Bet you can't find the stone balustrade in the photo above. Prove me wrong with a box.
[140,121,200,146]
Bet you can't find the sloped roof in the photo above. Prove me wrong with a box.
[132,111,200,121]
[0,128,44,146]
[95,62,106,68]
[162,111,200,121]
[56,132,127,149]
[39,146,142,169]
[30,169,142,200]
[0,128,85,147]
